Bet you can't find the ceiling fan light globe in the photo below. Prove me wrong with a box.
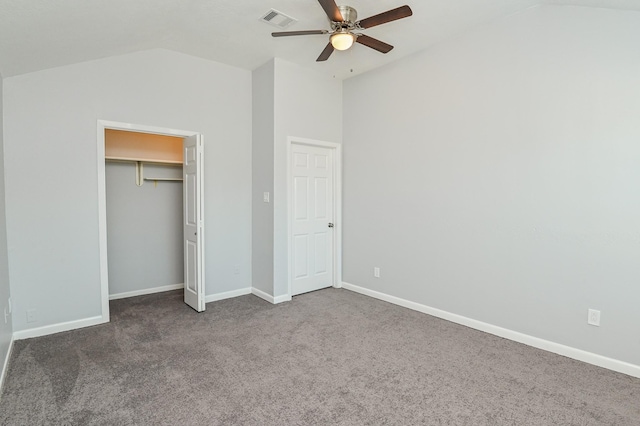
[330,32,355,51]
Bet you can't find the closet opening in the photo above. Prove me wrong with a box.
[105,129,184,300]
[97,121,205,323]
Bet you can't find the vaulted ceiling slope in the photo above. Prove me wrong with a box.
[1,0,639,79]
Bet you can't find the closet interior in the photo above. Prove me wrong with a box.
[104,129,185,299]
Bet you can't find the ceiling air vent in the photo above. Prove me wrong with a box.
[260,9,297,29]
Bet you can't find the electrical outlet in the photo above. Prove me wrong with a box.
[27,309,37,323]
[588,309,600,326]
[263,192,270,203]
[374,267,380,278]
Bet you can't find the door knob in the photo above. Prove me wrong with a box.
[328,223,334,228]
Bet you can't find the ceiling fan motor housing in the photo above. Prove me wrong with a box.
[337,5,357,24]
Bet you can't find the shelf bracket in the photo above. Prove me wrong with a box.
[136,161,144,186]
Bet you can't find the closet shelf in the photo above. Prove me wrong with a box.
[104,129,183,165]
[105,156,182,166]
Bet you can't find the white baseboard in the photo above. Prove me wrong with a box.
[0,334,15,400]
[341,282,640,379]
[13,315,107,340]
[205,287,251,303]
[109,283,184,300]
[251,288,291,304]
[251,287,275,303]
[12,287,254,342]
[273,294,292,304]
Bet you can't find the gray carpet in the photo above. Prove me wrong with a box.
[1,289,638,425]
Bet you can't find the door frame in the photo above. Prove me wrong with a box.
[287,137,342,298]
[96,120,202,321]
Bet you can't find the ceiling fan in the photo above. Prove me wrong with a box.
[271,0,413,62]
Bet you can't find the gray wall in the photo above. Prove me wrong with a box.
[251,60,275,295]
[106,162,183,296]
[0,75,13,376]
[343,5,640,366]
[4,49,252,332]
[272,59,342,298]
[251,59,342,298]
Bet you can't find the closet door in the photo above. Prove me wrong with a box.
[183,135,205,312]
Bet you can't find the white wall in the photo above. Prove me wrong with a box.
[0,75,13,382]
[343,5,640,367]
[252,60,275,295]
[106,162,183,296]
[4,49,252,332]
[272,58,342,298]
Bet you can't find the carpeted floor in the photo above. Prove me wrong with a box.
[1,288,639,425]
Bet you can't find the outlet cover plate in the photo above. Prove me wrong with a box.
[588,309,600,326]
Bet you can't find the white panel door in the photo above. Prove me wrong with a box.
[183,135,205,311]
[291,144,334,296]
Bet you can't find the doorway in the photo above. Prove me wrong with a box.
[105,130,184,301]
[288,138,342,297]
[97,121,205,322]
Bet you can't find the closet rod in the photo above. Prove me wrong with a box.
[134,161,182,186]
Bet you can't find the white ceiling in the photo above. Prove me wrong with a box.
[1,0,639,79]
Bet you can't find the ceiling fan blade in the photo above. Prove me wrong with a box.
[356,5,413,29]
[272,30,328,37]
[356,35,394,54]
[317,0,344,22]
[316,42,335,62]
